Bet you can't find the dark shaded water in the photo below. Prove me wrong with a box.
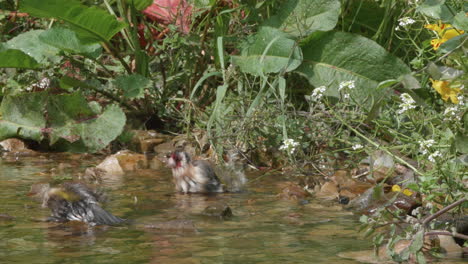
[0,153,373,263]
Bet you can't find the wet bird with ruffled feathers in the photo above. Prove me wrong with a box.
[29,182,125,226]
[167,150,223,194]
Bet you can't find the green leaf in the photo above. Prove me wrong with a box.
[416,0,453,21]
[4,30,60,65]
[39,27,102,57]
[0,91,125,153]
[453,11,468,31]
[0,92,47,141]
[81,104,125,152]
[20,0,126,42]
[125,0,152,11]
[295,31,411,107]
[114,74,150,99]
[0,48,40,69]
[263,0,340,38]
[409,230,424,252]
[438,34,467,54]
[455,133,468,154]
[231,27,303,76]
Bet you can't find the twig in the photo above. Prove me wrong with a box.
[422,198,467,226]
[425,231,468,241]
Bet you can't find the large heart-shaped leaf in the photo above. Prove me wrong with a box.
[231,27,303,76]
[20,0,126,42]
[416,0,453,21]
[4,30,60,65]
[39,27,102,57]
[296,31,411,106]
[0,92,47,141]
[263,0,340,38]
[114,74,151,99]
[0,47,40,69]
[0,92,126,153]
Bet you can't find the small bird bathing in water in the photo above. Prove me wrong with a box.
[167,150,223,194]
[29,182,125,226]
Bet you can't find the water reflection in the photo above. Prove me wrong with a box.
[0,153,375,264]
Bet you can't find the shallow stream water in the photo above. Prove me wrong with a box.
[0,153,408,263]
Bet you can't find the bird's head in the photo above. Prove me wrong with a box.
[167,150,190,169]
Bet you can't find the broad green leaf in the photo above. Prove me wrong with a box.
[453,11,468,31]
[455,133,468,154]
[231,27,303,76]
[20,0,126,42]
[79,104,125,152]
[438,34,467,54]
[0,91,125,153]
[114,74,150,99]
[39,27,102,57]
[263,0,340,38]
[4,30,60,64]
[416,0,453,21]
[125,0,152,11]
[0,48,40,69]
[409,230,424,252]
[0,92,47,141]
[296,31,411,107]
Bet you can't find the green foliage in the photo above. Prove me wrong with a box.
[263,0,341,38]
[39,27,102,57]
[416,0,454,21]
[231,27,303,76]
[4,30,60,65]
[114,74,151,99]
[0,48,40,69]
[20,0,126,42]
[0,92,125,153]
[296,31,412,107]
[125,0,152,11]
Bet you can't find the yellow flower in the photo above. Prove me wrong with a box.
[391,185,402,192]
[391,185,414,196]
[425,22,464,50]
[430,78,461,104]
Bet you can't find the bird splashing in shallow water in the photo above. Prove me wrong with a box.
[167,150,224,194]
[29,182,125,226]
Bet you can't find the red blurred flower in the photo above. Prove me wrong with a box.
[142,0,192,34]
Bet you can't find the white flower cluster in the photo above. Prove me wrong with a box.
[25,77,50,92]
[428,151,442,163]
[279,138,300,154]
[338,80,355,91]
[311,86,327,101]
[444,106,461,121]
[457,94,465,106]
[395,17,416,30]
[339,80,355,100]
[397,93,416,114]
[352,144,363,150]
[418,139,435,155]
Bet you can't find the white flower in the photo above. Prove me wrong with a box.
[38,78,50,89]
[396,17,416,30]
[311,86,327,100]
[456,95,465,106]
[428,151,442,163]
[339,80,355,91]
[352,144,363,150]
[418,139,435,155]
[397,93,416,114]
[279,138,300,154]
[343,93,350,99]
[444,106,461,121]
